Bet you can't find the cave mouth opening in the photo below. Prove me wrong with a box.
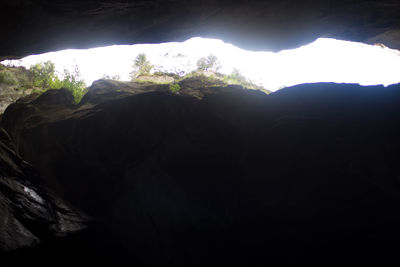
[2,37,400,92]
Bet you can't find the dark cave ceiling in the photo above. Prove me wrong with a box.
[1,0,400,58]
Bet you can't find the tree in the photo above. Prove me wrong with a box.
[196,54,221,73]
[29,61,58,88]
[59,65,87,103]
[130,53,153,79]
[29,61,87,103]
[229,68,247,84]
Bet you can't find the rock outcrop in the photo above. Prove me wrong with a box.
[0,65,36,113]
[2,79,400,266]
[0,126,86,254]
[2,0,400,57]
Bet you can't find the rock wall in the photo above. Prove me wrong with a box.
[1,0,400,57]
[2,79,400,266]
[0,65,35,113]
[0,127,86,253]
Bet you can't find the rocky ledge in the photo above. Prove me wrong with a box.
[0,126,87,254]
[2,0,400,56]
[2,79,400,266]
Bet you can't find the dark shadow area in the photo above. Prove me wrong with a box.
[2,81,400,266]
[1,0,400,57]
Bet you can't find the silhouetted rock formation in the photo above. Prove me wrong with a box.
[0,126,86,254]
[1,0,400,57]
[2,81,400,266]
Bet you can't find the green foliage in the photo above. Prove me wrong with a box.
[169,83,181,93]
[29,61,58,88]
[59,66,87,103]
[17,70,34,89]
[130,53,153,80]
[196,58,208,71]
[196,54,221,73]
[222,68,266,90]
[0,71,17,85]
[32,88,46,95]
[29,61,87,103]
[227,68,247,84]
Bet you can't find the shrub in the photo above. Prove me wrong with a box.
[29,61,87,103]
[196,54,221,73]
[0,71,17,85]
[29,61,58,88]
[59,66,87,103]
[222,68,265,90]
[228,68,247,84]
[130,53,153,80]
[169,83,181,93]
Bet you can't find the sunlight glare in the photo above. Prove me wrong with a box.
[2,37,400,92]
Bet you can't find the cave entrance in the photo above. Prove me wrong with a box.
[2,37,400,92]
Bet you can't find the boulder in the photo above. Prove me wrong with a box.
[0,127,86,253]
[2,81,400,265]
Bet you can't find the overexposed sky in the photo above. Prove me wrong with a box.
[2,37,400,91]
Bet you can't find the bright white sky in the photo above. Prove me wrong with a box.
[2,37,400,92]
